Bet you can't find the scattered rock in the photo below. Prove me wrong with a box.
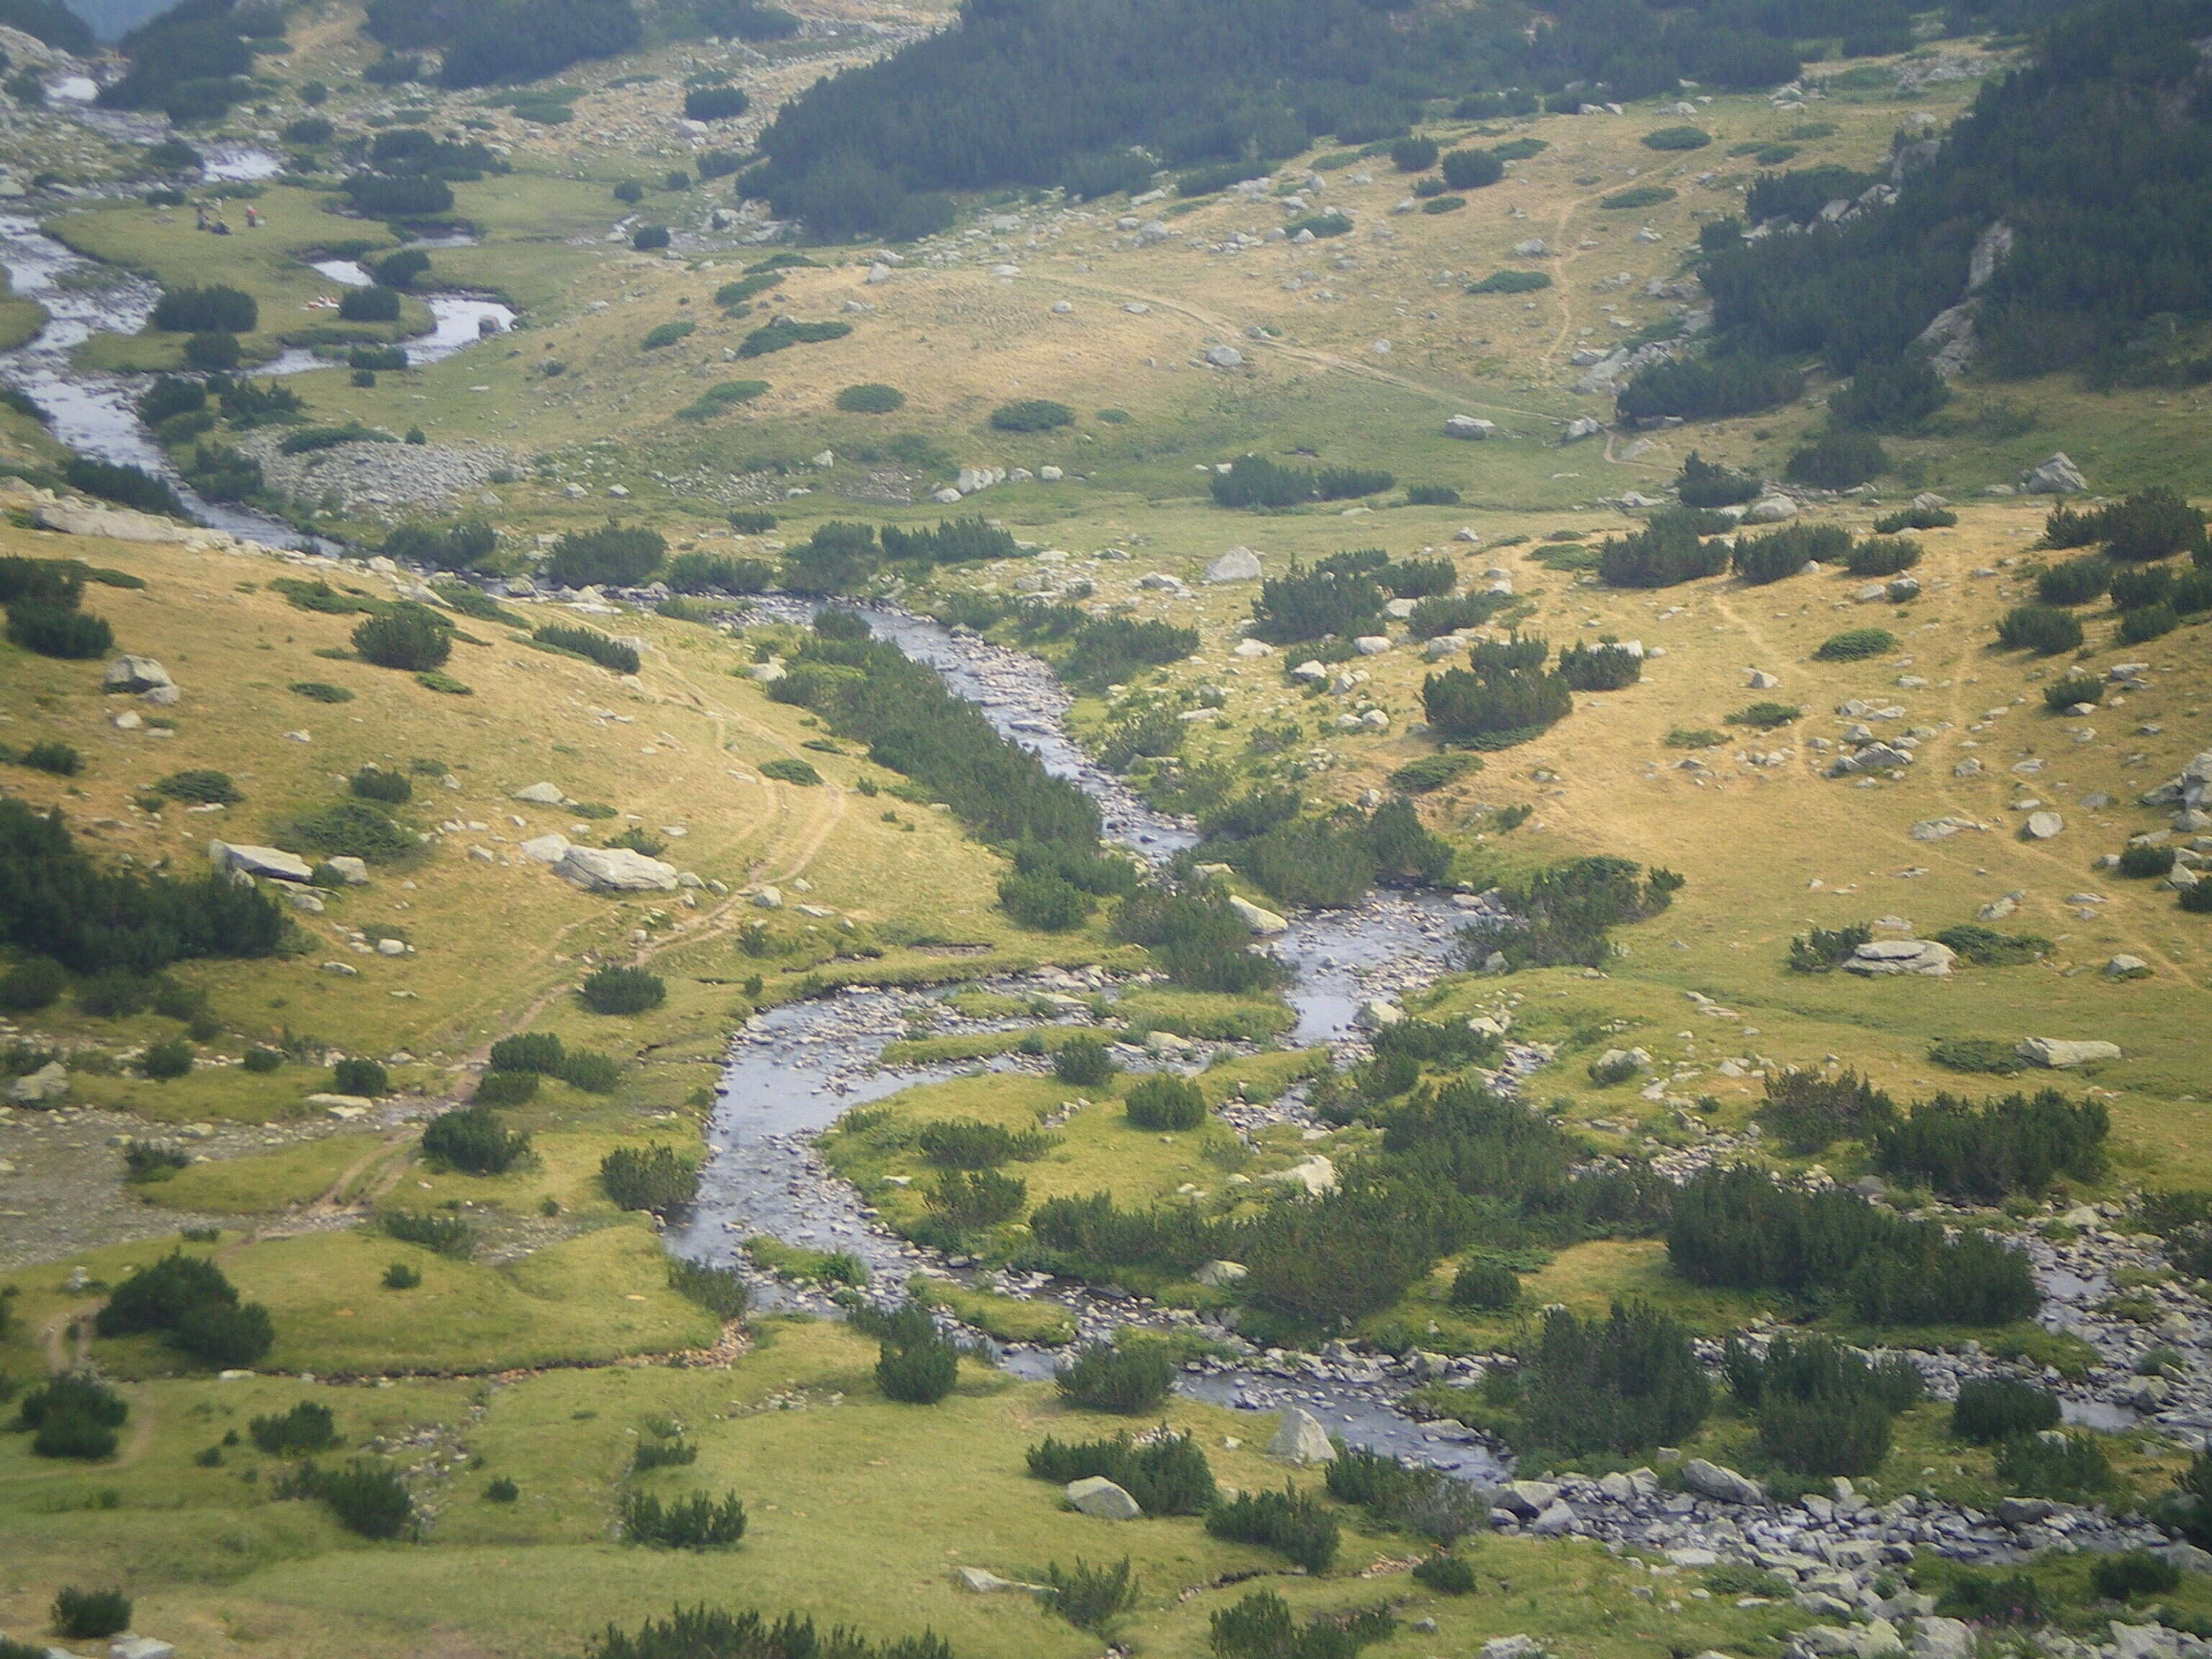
[553,846,680,892]
[102,656,174,695]
[2021,810,2064,840]
[5,1061,68,1105]
[2016,1038,2121,1069]
[1682,1459,1764,1505]
[1203,547,1264,583]
[1269,1406,1338,1465]
[1843,939,1955,977]
[1066,1476,1142,1519]
[2020,452,2087,494]
[208,841,314,884]
[1228,895,1288,935]
[1445,414,1497,440]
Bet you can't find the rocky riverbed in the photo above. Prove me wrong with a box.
[665,606,2212,1653]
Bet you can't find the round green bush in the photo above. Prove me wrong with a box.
[1390,135,1439,172]
[52,1588,132,1639]
[1951,1377,2060,1444]
[2041,674,2102,711]
[0,959,66,1013]
[1441,148,1504,190]
[422,1101,531,1174]
[836,382,906,413]
[580,966,665,1015]
[1054,1341,1175,1413]
[632,225,671,251]
[34,1411,120,1460]
[2180,881,2212,914]
[383,1260,421,1290]
[1448,1259,1521,1311]
[2118,601,2178,644]
[351,605,452,671]
[1995,603,2085,655]
[2091,1550,2181,1602]
[1124,1074,1205,1130]
[1052,1033,1118,1087]
[349,766,412,804]
[1644,125,1712,150]
[472,1069,539,1106]
[174,1298,274,1367]
[1812,627,1897,662]
[6,603,113,660]
[2117,843,2175,879]
[140,1038,192,1079]
[1756,1389,1890,1475]
[242,1046,284,1073]
[989,399,1075,433]
[1411,1553,1478,1594]
[876,1335,958,1403]
[333,1056,389,1097]
[1785,431,1887,489]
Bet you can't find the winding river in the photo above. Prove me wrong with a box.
[0,139,2193,1514]
[0,152,513,549]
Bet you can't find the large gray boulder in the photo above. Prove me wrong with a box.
[207,841,314,884]
[1065,1476,1142,1519]
[1228,894,1287,935]
[553,845,680,892]
[1682,1458,1764,1504]
[513,781,568,806]
[1269,1406,1337,1465]
[2016,1038,2121,1069]
[1445,414,1496,440]
[5,1061,68,1105]
[103,656,174,695]
[1843,939,1955,978]
[1202,547,1264,583]
[2020,452,2087,494]
[109,1639,176,1659]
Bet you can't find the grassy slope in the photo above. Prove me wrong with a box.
[0,1312,1840,1659]
[0,519,1067,1120]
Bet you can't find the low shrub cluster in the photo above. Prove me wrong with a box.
[1056,1341,1176,1414]
[2044,489,2208,562]
[535,623,640,675]
[1421,635,1572,747]
[620,1489,748,1549]
[1952,1377,2061,1444]
[94,1249,273,1367]
[421,1102,531,1174]
[1724,1333,1924,1476]
[1509,1301,1710,1457]
[276,1459,415,1538]
[1210,1592,1393,1659]
[51,1587,133,1640]
[1325,1445,1486,1541]
[1731,522,1852,584]
[17,1372,129,1460]
[1756,1068,1896,1154]
[584,1606,949,1659]
[601,1144,700,1215]
[871,1303,959,1404]
[1670,1166,2038,1327]
[581,966,665,1015]
[548,523,667,588]
[1871,1089,2107,1200]
[1468,855,1681,971]
[1206,1485,1340,1572]
[1123,1074,1205,1131]
[4,553,116,661]
[251,1401,340,1455]
[1598,509,1730,588]
[1027,1429,1215,1514]
[1675,452,1761,508]
[916,1119,1051,1167]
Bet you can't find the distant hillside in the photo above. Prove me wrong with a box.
[747,0,2031,238]
[1628,0,2212,424]
[60,0,169,41]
